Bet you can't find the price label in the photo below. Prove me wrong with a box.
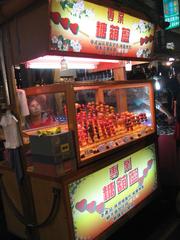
[107,141,116,149]
[97,144,106,153]
[117,139,124,146]
[84,149,94,156]
[123,136,130,143]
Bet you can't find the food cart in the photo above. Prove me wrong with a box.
[0,1,159,239]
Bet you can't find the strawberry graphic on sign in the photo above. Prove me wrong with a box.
[140,34,154,45]
[70,23,79,35]
[60,17,70,30]
[87,201,96,213]
[75,199,105,215]
[50,11,79,34]
[75,199,87,212]
[96,202,105,214]
[50,12,61,24]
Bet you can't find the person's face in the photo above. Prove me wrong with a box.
[29,99,42,116]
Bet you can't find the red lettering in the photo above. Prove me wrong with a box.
[109,164,119,180]
[103,182,116,202]
[124,158,132,173]
[121,28,130,43]
[107,8,115,21]
[129,168,139,186]
[116,175,128,194]
[118,11,124,24]
[96,21,107,39]
[109,25,119,41]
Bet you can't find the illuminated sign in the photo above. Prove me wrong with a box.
[50,0,155,59]
[68,144,158,239]
[163,0,180,29]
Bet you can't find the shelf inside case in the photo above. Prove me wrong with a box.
[74,82,155,162]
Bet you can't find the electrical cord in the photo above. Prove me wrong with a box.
[0,174,61,229]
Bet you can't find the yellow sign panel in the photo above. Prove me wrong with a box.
[68,144,158,239]
[50,0,155,59]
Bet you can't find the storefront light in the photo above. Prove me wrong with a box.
[153,76,161,90]
[166,61,173,66]
[155,80,161,90]
[169,57,175,62]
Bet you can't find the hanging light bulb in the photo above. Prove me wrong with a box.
[125,61,132,71]
[61,57,68,71]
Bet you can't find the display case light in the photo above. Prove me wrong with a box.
[25,55,119,69]
[27,61,96,70]
[26,62,61,69]
[66,63,96,69]
[64,57,119,63]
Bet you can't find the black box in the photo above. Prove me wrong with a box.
[29,131,75,162]
[31,154,74,165]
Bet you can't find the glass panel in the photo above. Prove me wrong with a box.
[75,85,154,162]
[103,89,117,109]
[104,86,152,126]
[23,92,68,135]
[126,87,152,125]
[22,92,74,177]
[75,90,96,105]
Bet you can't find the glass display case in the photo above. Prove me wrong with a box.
[74,81,155,164]
[22,80,155,171]
[22,83,76,176]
